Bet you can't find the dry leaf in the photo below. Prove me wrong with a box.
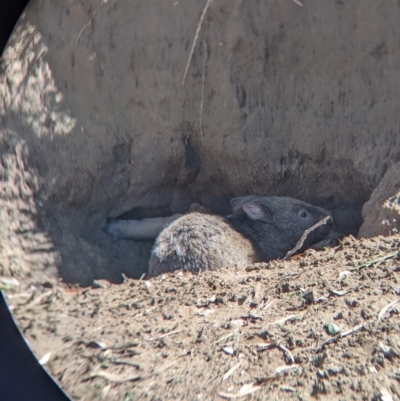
[327,322,341,335]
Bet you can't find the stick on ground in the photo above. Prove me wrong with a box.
[284,216,330,260]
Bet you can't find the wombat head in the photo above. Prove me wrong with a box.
[230,196,333,258]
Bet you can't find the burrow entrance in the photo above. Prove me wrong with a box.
[1,0,399,285]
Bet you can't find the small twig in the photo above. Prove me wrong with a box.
[214,332,234,344]
[19,290,54,310]
[316,323,364,353]
[157,329,182,340]
[156,330,183,340]
[258,342,294,364]
[110,359,140,369]
[222,362,241,381]
[276,343,295,364]
[262,300,274,311]
[256,343,274,351]
[284,216,330,260]
[207,374,220,384]
[351,251,399,271]
[109,342,140,351]
[182,0,213,86]
[274,365,301,375]
[85,371,142,383]
[273,314,302,326]
[278,272,300,281]
[341,323,364,338]
[144,329,182,342]
[378,299,399,320]
[218,382,261,399]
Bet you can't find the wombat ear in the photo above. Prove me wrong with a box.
[242,201,272,221]
[230,196,257,212]
[230,197,243,212]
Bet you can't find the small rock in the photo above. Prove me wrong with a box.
[313,353,327,368]
[360,308,373,320]
[345,298,359,308]
[326,365,344,375]
[62,334,73,343]
[222,346,234,355]
[301,290,314,304]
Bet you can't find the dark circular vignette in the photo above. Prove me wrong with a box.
[0,0,31,56]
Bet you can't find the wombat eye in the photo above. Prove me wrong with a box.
[299,210,308,219]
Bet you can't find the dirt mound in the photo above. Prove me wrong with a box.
[1,0,400,284]
[5,234,400,400]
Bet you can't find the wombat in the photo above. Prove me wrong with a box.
[147,196,333,277]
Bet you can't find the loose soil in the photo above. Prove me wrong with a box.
[4,234,400,401]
